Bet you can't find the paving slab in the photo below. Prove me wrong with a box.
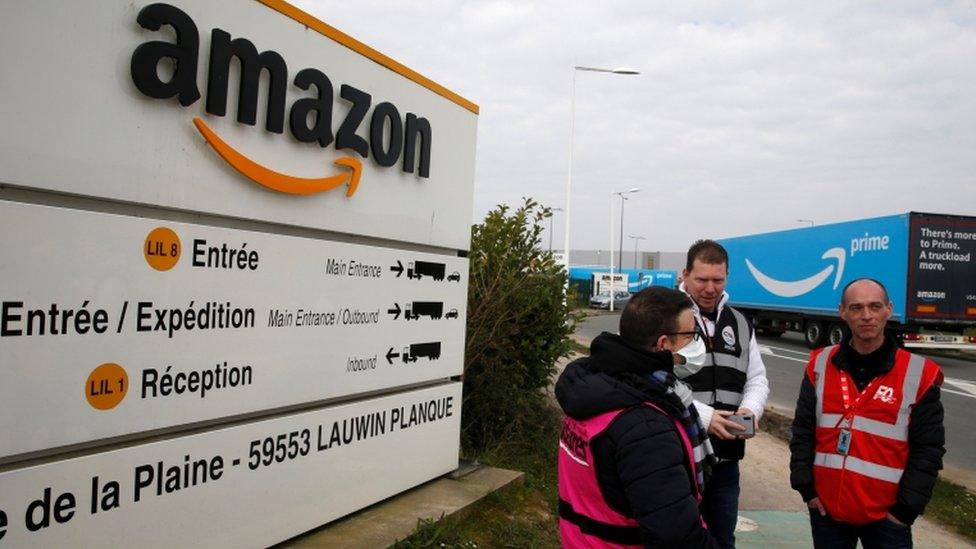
[738,430,970,548]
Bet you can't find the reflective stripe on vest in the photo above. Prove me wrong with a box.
[687,307,751,408]
[814,452,904,484]
[813,346,925,441]
[692,389,743,406]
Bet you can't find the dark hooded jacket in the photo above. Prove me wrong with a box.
[555,332,716,548]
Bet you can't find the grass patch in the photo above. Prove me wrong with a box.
[567,339,589,356]
[393,406,562,548]
[925,478,976,541]
[571,307,591,318]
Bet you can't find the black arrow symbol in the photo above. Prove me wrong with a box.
[387,303,402,320]
[386,347,401,364]
[390,260,404,277]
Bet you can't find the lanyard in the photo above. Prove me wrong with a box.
[695,314,716,351]
[835,372,883,428]
[694,313,721,404]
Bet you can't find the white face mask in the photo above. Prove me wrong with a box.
[675,336,707,367]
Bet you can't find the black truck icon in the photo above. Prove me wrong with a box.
[403,342,442,363]
[405,301,444,320]
[407,261,446,281]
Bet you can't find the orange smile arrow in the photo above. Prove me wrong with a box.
[193,117,362,197]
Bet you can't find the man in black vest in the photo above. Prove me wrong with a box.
[678,239,770,549]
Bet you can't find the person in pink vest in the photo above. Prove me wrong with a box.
[789,278,945,548]
[556,286,718,548]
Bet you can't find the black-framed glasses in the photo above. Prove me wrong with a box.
[665,330,701,342]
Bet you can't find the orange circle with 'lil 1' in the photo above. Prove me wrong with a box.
[85,363,129,410]
[144,226,181,271]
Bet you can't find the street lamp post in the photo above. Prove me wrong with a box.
[609,187,640,311]
[548,207,563,252]
[617,190,640,272]
[628,235,646,269]
[564,65,639,292]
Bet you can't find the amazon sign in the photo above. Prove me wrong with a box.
[0,1,473,545]
[131,3,431,196]
[0,0,477,251]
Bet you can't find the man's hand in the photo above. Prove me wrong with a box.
[886,512,907,526]
[708,410,746,440]
[736,407,758,439]
[807,497,827,517]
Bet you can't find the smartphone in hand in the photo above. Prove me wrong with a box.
[728,413,756,438]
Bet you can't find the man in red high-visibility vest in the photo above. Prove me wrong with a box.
[789,278,945,548]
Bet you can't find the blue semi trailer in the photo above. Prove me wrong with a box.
[718,212,976,349]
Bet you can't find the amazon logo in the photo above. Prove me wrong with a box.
[130,3,432,196]
[745,248,846,298]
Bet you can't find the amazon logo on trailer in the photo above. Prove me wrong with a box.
[130,3,432,196]
[743,231,893,298]
[745,248,846,298]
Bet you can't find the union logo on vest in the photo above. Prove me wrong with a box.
[873,385,896,404]
[721,325,736,347]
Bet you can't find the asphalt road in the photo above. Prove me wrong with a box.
[577,312,976,474]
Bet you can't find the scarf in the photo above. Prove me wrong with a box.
[644,369,716,493]
[584,333,716,492]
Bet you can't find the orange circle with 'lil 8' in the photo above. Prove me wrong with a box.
[85,363,129,410]
[144,226,181,271]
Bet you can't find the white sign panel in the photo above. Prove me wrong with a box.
[0,201,467,459]
[0,0,477,250]
[552,252,567,269]
[0,383,461,547]
[594,273,629,296]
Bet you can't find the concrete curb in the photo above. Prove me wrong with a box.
[279,466,524,548]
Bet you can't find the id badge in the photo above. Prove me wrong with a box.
[837,429,852,456]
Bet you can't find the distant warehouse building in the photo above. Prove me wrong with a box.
[565,249,685,271]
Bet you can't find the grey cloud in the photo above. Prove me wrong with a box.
[294,0,976,252]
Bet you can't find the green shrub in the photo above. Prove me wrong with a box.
[462,198,577,453]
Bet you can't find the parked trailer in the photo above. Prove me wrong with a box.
[718,212,976,349]
[567,267,678,306]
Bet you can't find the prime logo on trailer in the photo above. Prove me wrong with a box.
[130,3,432,196]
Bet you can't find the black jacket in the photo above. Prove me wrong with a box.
[789,336,945,525]
[555,333,716,548]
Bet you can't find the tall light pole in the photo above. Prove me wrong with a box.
[618,189,640,272]
[609,187,640,311]
[548,207,563,252]
[628,235,645,269]
[564,65,639,287]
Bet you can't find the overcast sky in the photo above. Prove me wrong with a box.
[292,0,976,253]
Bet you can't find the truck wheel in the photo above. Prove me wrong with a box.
[828,323,845,345]
[805,320,827,349]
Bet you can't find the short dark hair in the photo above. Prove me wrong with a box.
[840,278,890,306]
[619,286,693,349]
[686,239,729,271]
